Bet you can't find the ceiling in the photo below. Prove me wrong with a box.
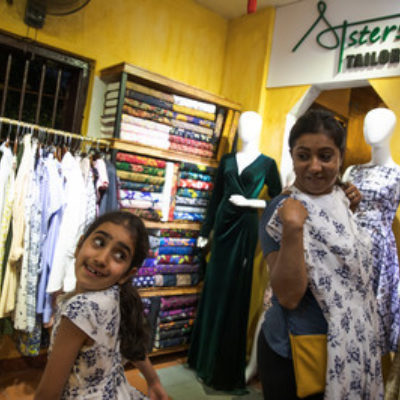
[194,0,305,19]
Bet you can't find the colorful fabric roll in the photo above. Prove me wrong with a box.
[169,134,214,152]
[122,113,171,134]
[119,180,163,193]
[116,152,166,168]
[175,196,208,207]
[120,208,161,221]
[117,170,165,185]
[169,142,214,158]
[173,94,216,114]
[178,179,213,191]
[119,190,163,202]
[154,336,190,349]
[155,326,192,340]
[155,264,199,274]
[137,267,156,276]
[173,104,215,122]
[142,258,158,267]
[159,306,197,321]
[122,104,172,126]
[147,229,199,238]
[116,162,166,177]
[125,97,174,118]
[173,212,205,222]
[174,205,207,214]
[179,171,213,182]
[120,128,170,150]
[126,81,174,103]
[176,188,211,199]
[126,90,173,110]
[157,255,196,265]
[173,113,215,129]
[179,162,216,175]
[171,119,214,136]
[171,127,216,144]
[133,275,155,287]
[158,246,194,255]
[159,295,199,310]
[119,199,160,209]
[159,238,196,247]
[159,318,195,330]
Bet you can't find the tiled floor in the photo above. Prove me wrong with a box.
[0,354,262,399]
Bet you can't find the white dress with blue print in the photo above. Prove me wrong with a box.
[347,163,400,354]
[50,286,148,399]
[266,185,383,400]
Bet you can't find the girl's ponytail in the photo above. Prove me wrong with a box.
[119,281,150,361]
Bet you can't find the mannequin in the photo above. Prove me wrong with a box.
[343,107,400,355]
[197,112,268,248]
[188,111,282,392]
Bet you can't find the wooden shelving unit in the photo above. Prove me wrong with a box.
[99,62,241,357]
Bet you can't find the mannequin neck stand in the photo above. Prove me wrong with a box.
[368,144,398,168]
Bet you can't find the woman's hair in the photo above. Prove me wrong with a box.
[80,211,150,361]
[289,109,346,157]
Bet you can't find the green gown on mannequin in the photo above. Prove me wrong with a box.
[188,152,281,391]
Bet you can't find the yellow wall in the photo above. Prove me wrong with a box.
[1,0,228,133]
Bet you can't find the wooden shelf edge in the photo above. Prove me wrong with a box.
[111,139,220,168]
[149,344,189,357]
[138,284,203,298]
[100,62,241,111]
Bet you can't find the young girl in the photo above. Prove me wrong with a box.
[34,211,168,400]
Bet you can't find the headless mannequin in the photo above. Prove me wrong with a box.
[197,111,266,248]
[343,108,399,180]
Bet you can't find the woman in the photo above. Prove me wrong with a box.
[257,109,383,399]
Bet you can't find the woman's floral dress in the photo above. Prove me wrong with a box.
[266,185,383,400]
[50,286,148,399]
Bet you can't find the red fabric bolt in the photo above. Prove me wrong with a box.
[247,0,257,13]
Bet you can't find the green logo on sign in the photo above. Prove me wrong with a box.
[292,1,400,72]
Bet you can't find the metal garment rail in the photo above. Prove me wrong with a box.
[0,116,110,147]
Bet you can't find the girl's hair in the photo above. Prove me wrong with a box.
[289,109,346,157]
[80,211,150,361]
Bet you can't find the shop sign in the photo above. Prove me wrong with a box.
[267,0,400,88]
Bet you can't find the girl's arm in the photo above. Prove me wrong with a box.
[34,317,88,400]
[134,356,169,400]
[267,198,308,310]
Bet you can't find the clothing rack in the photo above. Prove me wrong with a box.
[0,116,110,148]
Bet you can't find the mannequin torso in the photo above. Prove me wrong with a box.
[197,111,266,248]
[344,108,399,180]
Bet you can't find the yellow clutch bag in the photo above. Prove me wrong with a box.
[289,333,327,398]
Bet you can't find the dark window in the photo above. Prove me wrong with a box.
[0,30,93,133]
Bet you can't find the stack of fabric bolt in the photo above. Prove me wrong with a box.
[133,228,200,288]
[101,80,225,158]
[154,294,199,349]
[116,151,170,221]
[174,162,215,222]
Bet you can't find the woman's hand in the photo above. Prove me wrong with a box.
[278,198,308,230]
[341,182,362,211]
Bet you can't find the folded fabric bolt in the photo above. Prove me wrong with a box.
[119,180,163,193]
[171,127,216,144]
[159,295,199,310]
[121,113,171,134]
[116,152,166,168]
[156,255,197,265]
[142,258,158,267]
[117,170,165,185]
[119,199,161,210]
[175,196,208,207]
[173,94,216,114]
[174,205,207,214]
[153,336,190,349]
[119,190,163,202]
[120,208,161,221]
[173,212,205,222]
[132,275,155,287]
[154,273,200,287]
[116,162,166,177]
[179,171,213,182]
[179,162,216,175]
[122,104,172,126]
[178,179,213,191]
[147,228,199,238]
[159,238,197,247]
[158,246,194,255]
[176,188,211,199]
[155,264,200,274]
